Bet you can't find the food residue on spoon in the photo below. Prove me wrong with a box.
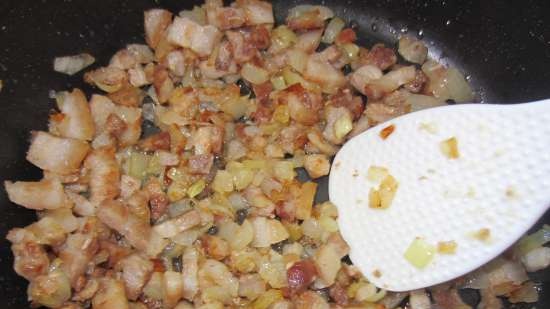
[505,186,518,199]
[471,228,491,242]
[440,136,460,159]
[404,237,436,268]
[437,240,457,254]
[367,166,388,182]
[418,122,438,134]
[367,166,399,209]
[379,124,395,139]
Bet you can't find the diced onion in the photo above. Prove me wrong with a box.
[287,5,334,24]
[128,152,151,180]
[251,289,283,309]
[187,179,206,198]
[218,219,254,250]
[437,240,458,254]
[272,161,296,182]
[322,17,346,44]
[404,237,436,268]
[369,173,399,209]
[270,25,297,53]
[179,6,206,25]
[295,182,317,220]
[515,225,550,256]
[54,53,95,75]
[367,166,389,182]
[270,75,287,90]
[354,282,386,302]
[334,114,353,140]
[287,49,308,74]
[340,43,360,62]
[212,170,235,193]
[319,215,338,233]
[272,105,290,124]
[446,68,475,103]
[521,247,550,272]
[226,161,255,190]
[406,93,446,112]
[28,268,71,308]
[440,137,460,159]
[241,63,270,85]
[398,36,428,64]
[143,272,163,300]
[251,217,289,247]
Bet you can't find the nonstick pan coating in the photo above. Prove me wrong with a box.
[0,0,549,308]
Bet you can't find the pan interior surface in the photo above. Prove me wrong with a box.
[0,0,548,308]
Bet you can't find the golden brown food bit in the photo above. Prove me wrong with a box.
[472,228,491,242]
[379,124,395,140]
[440,136,460,159]
[437,240,458,254]
[367,166,399,209]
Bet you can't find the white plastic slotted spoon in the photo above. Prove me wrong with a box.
[329,100,550,292]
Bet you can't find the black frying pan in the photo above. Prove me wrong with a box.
[0,0,549,308]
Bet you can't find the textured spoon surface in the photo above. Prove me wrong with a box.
[329,100,550,291]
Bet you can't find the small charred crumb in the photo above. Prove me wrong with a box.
[207,225,219,235]
[82,300,92,308]
[238,79,252,96]
[295,167,311,183]
[316,42,330,52]
[379,124,396,140]
[237,115,250,123]
[372,269,382,277]
[213,155,225,169]
[172,256,183,272]
[342,64,353,75]
[505,186,517,199]
[284,153,294,159]
[342,255,353,265]
[236,208,248,225]
[446,99,457,105]
[271,239,288,254]
[317,287,331,299]
[141,119,161,138]
[349,20,360,31]
[114,231,123,241]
